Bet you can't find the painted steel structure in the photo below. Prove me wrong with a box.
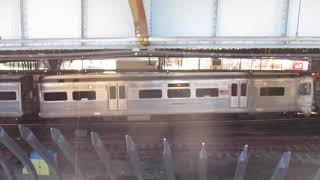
[0,0,320,50]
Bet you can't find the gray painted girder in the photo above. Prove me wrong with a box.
[50,128,85,180]
[234,145,248,180]
[91,131,116,180]
[311,168,320,180]
[199,143,208,180]
[163,138,175,180]
[126,135,144,180]
[270,152,291,180]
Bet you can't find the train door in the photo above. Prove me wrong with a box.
[297,80,313,115]
[230,81,248,108]
[118,85,127,110]
[108,84,127,111]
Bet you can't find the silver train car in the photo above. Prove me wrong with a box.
[0,75,35,117]
[37,72,314,118]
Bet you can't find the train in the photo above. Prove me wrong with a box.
[0,72,316,119]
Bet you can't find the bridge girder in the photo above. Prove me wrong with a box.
[0,0,320,50]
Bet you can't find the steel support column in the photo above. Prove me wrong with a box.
[19,0,27,40]
[128,0,149,46]
[199,143,208,180]
[280,0,290,37]
[81,0,88,44]
[143,0,152,36]
[212,0,219,37]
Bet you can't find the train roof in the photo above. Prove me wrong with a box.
[39,72,310,82]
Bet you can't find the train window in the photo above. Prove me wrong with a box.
[315,81,320,92]
[44,92,67,101]
[241,83,247,96]
[119,86,126,99]
[299,83,311,95]
[231,83,238,96]
[260,87,285,96]
[196,88,219,97]
[139,90,162,99]
[168,83,190,87]
[109,86,116,99]
[0,92,16,100]
[167,89,190,98]
[73,91,96,101]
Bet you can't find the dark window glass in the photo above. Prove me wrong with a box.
[73,91,96,101]
[168,83,190,87]
[109,86,116,99]
[139,90,162,99]
[196,88,219,97]
[316,81,320,91]
[260,87,285,96]
[119,86,126,99]
[299,83,311,95]
[0,92,16,100]
[167,89,190,98]
[44,92,67,101]
[241,83,247,96]
[231,83,238,96]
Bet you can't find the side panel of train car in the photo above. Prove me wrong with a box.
[313,77,320,112]
[0,76,35,117]
[38,73,313,118]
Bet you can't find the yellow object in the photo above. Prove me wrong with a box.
[22,159,50,176]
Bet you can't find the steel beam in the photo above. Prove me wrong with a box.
[0,127,38,180]
[234,145,248,180]
[128,0,149,46]
[312,168,320,180]
[270,152,291,180]
[212,0,219,37]
[296,0,302,37]
[0,154,16,180]
[81,0,88,40]
[19,125,63,180]
[280,0,290,37]
[91,132,116,180]
[50,128,85,180]
[19,0,27,40]
[199,143,208,180]
[126,135,144,180]
[163,138,175,180]
[143,0,152,36]
[0,49,318,61]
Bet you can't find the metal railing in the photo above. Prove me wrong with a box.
[0,125,319,180]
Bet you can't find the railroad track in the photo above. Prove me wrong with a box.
[0,116,318,126]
